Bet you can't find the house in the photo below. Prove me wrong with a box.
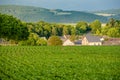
[59,35,75,46]
[59,35,82,46]
[82,34,102,45]
[63,39,75,46]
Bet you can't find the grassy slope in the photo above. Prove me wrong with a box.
[0,46,120,80]
[0,5,107,23]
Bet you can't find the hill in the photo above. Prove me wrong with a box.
[92,9,120,20]
[0,5,107,23]
[92,9,120,15]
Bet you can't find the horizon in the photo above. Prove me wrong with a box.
[0,4,120,12]
[0,0,120,11]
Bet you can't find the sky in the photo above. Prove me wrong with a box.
[0,0,120,11]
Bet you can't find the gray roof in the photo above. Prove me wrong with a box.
[59,36,67,42]
[85,34,101,42]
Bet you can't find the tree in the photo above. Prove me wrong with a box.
[106,18,115,27]
[76,21,89,34]
[90,20,101,34]
[57,24,63,36]
[0,13,29,41]
[107,28,120,37]
[101,26,109,35]
[43,25,52,38]
[36,38,47,46]
[19,33,47,46]
[63,26,69,35]
[96,29,101,35]
[69,35,76,41]
[52,27,58,36]
[71,27,76,35]
[48,36,62,46]
[28,33,40,45]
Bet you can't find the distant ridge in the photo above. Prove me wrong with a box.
[92,9,120,20]
[92,9,120,14]
[0,5,108,23]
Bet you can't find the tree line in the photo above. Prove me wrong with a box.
[0,13,120,46]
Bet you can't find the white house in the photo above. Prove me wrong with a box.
[82,34,102,45]
[63,39,75,46]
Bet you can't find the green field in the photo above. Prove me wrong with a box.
[0,46,120,80]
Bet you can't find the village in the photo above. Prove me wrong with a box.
[1,33,120,46]
[61,34,120,46]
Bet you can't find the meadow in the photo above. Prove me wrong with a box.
[0,46,120,80]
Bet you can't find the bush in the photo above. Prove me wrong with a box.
[36,38,47,46]
[48,36,62,46]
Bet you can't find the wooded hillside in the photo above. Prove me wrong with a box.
[0,5,107,23]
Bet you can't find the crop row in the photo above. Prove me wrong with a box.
[0,46,120,80]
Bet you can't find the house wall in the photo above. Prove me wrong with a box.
[88,42,102,45]
[82,37,89,45]
[63,39,74,46]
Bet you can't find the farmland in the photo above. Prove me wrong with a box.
[0,46,120,80]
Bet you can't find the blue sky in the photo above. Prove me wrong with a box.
[0,0,120,11]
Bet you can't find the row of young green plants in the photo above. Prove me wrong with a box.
[0,46,120,80]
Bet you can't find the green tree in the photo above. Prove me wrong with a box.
[52,27,58,36]
[48,36,62,46]
[71,27,76,35]
[63,26,69,35]
[43,25,52,38]
[36,38,47,46]
[0,13,29,41]
[101,26,109,35]
[76,21,89,34]
[90,20,101,34]
[19,33,47,46]
[96,29,101,35]
[69,35,76,41]
[26,33,39,46]
[107,28,120,37]
[57,24,63,36]
[106,18,115,27]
